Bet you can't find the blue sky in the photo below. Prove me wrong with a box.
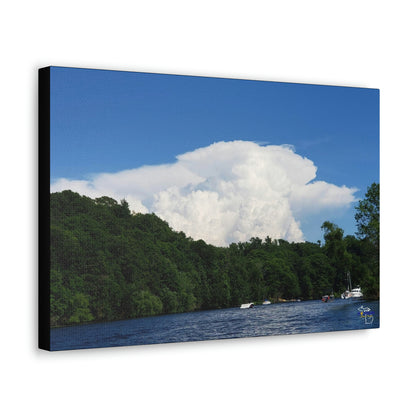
[50,66,379,244]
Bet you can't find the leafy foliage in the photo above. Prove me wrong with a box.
[49,187,379,326]
[355,183,379,246]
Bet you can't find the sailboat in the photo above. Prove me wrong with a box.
[341,271,363,299]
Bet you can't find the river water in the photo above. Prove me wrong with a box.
[50,299,379,351]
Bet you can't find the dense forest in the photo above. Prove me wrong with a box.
[50,183,379,326]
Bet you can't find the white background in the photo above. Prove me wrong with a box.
[1,1,415,415]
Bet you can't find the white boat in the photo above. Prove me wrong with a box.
[341,288,363,299]
[341,272,363,299]
[262,300,271,305]
[240,303,254,309]
[350,287,363,297]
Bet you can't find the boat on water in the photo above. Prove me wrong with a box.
[341,272,363,299]
[341,286,363,299]
[262,300,271,305]
[240,303,254,309]
[321,293,334,302]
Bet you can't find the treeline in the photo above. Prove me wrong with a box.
[50,184,379,326]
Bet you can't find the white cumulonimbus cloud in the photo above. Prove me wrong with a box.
[51,140,357,246]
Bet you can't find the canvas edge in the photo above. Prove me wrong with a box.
[38,66,51,351]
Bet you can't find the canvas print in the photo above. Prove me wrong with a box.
[39,66,379,351]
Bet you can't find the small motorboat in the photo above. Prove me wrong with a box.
[262,299,271,305]
[240,303,254,309]
[321,293,334,302]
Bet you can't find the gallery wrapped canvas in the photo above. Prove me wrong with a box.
[39,66,379,351]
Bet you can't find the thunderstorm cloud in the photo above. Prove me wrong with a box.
[51,141,357,246]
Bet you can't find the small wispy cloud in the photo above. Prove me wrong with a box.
[297,136,332,149]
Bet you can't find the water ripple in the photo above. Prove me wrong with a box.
[51,299,379,350]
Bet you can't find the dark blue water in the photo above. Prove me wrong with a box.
[50,299,379,351]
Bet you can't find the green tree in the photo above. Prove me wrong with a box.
[321,221,352,292]
[113,198,131,219]
[68,292,94,324]
[132,290,163,317]
[353,183,380,298]
[355,183,379,249]
[263,257,300,299]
